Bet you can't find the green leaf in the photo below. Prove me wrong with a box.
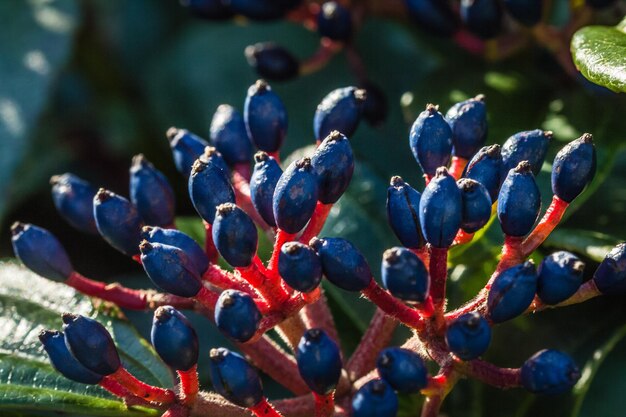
[543,229,621,262]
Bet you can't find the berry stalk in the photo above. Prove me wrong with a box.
[203,222,219,264]
[429,247,449,311]
[300,294,341,349]
[455,359,521,389]
[249,398,284,417]
[361,280,426,331]
[521,195,569,257]
[178,365,199,406]
[299,202,333,245]
[448,156,469,180]
[110,366,175,404]
[313,392,335,417]
[268,230,297,277]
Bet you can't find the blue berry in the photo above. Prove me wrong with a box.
[296,329,342,394]
[151,306,199,371]
[273,157,319,234]
[278,242,323,293]
[93,189,144,256]
[215,290,262,343]
[62,314,121,375]
[419,167,462,248]
[503,0,543,26]
[487,261,538,323]
[404,0,459,36]
[188,158,235,224]
[445,312,491,360]
[501,129,552,175]
[244,80,288,153]
[463,144,503,202]
[250,151,282,227]
[381,247,429,303]
[458,178,492,233]
[50,173,98,234]
[11,223,73,282]
[209,104,254,166]
[200,146,230,175]
[310,237,372,291]
[140,241,203,297]
[180,0,234,20]
[311,130,354,204]
[359,80,388,127]
[497,161,541,237]
[445,94,488,159]
[142,226,209,275]
[593,243,626,294]
[209,348,264,407]
[317,2,352,41]
[129,155,175,227]
[245,43,299,81]
[376,347,427,394]
[521,349,581,394]
[167,128,209,178]
[39,330,104,384]
[537,251,584,305]
[460,0,503,39]
[409,104,453,177]
[212,203,258,268]
[352,379,399,417]
[551,133,596,203]
[386,176,425,249]
[313,86,366,141]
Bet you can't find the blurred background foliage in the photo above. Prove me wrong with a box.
[1,0,626,416]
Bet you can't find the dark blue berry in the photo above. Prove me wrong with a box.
[359,80,388,127]
[404,0,459,36]
[273,157,319,234]
[209,104,254,166]
[199,146,230,175]
[250,152,282,227]
[129,155,175,227]
[419,167,462,248]
[410,104,453,177]
[209,348,263,407]
[188,158,235,224]
[215,290,262,343]
[310,237,372,291]
[311,130,354,204]
[151,306,199,371]
[317,2,352,41]
[142,226,209,275]
[212,203,258,268]
[521,349,581,394]
[593,243,626,294]
[50,173,98,234]
[487,261,538,323]
[537,251,584,305]
[62,314,121,375]
[376,347,427,394]
[445,312,491,360]
[278,242,323,293]
[551,133,596,203]
[386,176,425,249]
[39,330,104,384]
[497,161,541,237]
[167,128,209,178]
[244,80,288,153]
[352,379,399,417]
[460,0,503,39]
[140,241,203,297]
[381,247,429,303]
[245,43,299,81]
[93,189,144,256]
[501,129,552,175]
[463,144,503,202]
[313,86,366,141]
[11,223,73,282]
[296,329,342,394]
[180,0,234,20]
[503,0,543,26]
[458,178,492,233]
[586,0,617,9]
[446,94,488,159]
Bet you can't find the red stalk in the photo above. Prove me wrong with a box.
[448,156,468,180]
[313,392,335,417]
[178,365,199,406]
[429,247,449,310]
[203,222,219,263]
[299,202,333,245]
[300,292,340,345]
[66,272,147,310]
[203,265,258,296]
[452,230,475,246]
[249,398,284,417]
[110,366,175,404]
[161,404,190,417]
[238,257,290,307]
[300,39,344,76]
[194,286,219,312]
[361,280,425,331]
[232,171,271,231]
[268,230,297,276]
[455,359,521,389]
[521,195,569,257]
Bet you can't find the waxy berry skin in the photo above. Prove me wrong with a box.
[359,80,388,127]
[487,261,538,323]
[129,155,175,228]
[503,0,543,26]
[446,95,488,159]
[199,146,230,175]
[410,105,453,177]
[386,176,425,249]
[167,128,209,178]
[250,152,282,227]
[376,347,427,394]
[497,161,541,237]
[11,223,73,283]
[593,243,626,294]
[209,348,264,407]
[39,330,104,384]
[458,178,492,233]
[151,306,199,371]
[188,158,236,225]
[62,314,121,375]
[244,80,288,153]
[245,43,299,82]
[445,312,492,361]
[212,203,258,268]
[50,173,98,234]
[501,129,551,175]
[551,133,596,203]
[140,241,202,298]
[310,130,354,204]
[142,226,209,275]
[215,290,262,343]
[381,247,429,303]
[404,0,459,36]
[93,189,144,256]
[296,329,342,394]
[460,0,503,39]
[317,2,353,41]
[310,237,372,291]
[537,251,584,305]
[313,86,366,141]
[209,104,253,166]
[273,158,319,234]
[180,0,234,20]
[419,168,462,248]
[352,379,399,417]
[521,349,581,395]
[463,144,503,202]
[278,242,323,293]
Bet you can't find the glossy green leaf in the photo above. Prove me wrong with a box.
[543,229,621,262]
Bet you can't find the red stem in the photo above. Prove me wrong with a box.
[411,247,431,272]
[100,377,159,409]
[421,395,443,417]
[448,156,468,180]
[268,230,297,276]
[238,257,290,307]
[456,359,521,389]
[300,292,340,349]
[203,265,259,297]
[178,365,199,406]
[232,171,272,231]
[429,247,449,311]
[249,397,284,417]
[162,404,190,417]
[300,39,344,76]
[203,222,219,264]
[110,366,175,404]
[452,230,475,246]
[66,272,147,310]
[521,195,568,257]
[233,162,252,182]
[194,286,219,313]
[313,392,335,417]
[361,280,425,331]
[299,202,333,245]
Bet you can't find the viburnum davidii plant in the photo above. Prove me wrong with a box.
[11,79,618,417]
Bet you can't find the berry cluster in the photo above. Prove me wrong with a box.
[12,76,622,417]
